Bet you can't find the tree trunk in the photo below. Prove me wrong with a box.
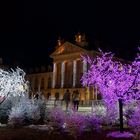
[118,98,124,133]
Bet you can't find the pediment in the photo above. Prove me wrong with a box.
[50,42,87,57]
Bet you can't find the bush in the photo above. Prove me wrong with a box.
[128,103,140,132]
[46,107,66,131]
[65,112,86,136]
[8,95,42,127]
[34,96,46,122]
[103,101,119,127]
[128,103,140,140]
[0,97,13,123]
[84,113,102,132]
[8,102,26,126]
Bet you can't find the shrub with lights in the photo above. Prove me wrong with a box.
[8,95,42,126]
[0,68,47,126]
[65,112,86,136]
[128,102,140,139]
[45,107,67,132]
[44,107,103,137]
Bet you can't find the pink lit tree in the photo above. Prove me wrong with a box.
[81,49,140,133]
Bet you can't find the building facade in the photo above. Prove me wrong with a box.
[27,33,101,104]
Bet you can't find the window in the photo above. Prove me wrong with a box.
[34,78,38,90]
[41,78,44,89]
[48,77,52,89]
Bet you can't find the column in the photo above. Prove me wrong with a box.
[52,62,56,88]
[83,59,87,73]
[87,87,90,100]
[73,60,77,87]
[85,87,90,106]
[61,61,65,88]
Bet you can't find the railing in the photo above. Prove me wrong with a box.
[91,100,104,106]
[46,98,104,112]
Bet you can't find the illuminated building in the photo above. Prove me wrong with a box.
[26,33,101,104]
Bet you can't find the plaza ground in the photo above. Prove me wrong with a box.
[0,101,135,140]
[0,127,133,140]
[47,99,104,113]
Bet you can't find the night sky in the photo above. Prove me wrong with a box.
[1,1,140,70]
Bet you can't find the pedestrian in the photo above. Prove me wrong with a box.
[72,90,80,111]
[62,89,71,111]
[34,93,39,99]
[54,92,59,106]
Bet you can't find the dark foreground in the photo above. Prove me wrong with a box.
[0,127,133,140]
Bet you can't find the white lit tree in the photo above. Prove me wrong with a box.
[0,67,47,125]
[0,67,28,105]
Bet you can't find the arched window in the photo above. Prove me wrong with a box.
[97,92,102,100]
[65,61,73,88]
[48,77,52,89]
[41,78,44,89]
[76,60,83,87]
[28,78,32,90]
[48,65,52,72]
[56,63,61,88]
[34,78,38,91]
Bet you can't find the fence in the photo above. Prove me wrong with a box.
[46,98,105,112]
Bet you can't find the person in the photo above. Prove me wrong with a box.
[72,90,80,111]
[34,93,39,99]
[47,92,51,100]
[54,92,59,107]
[62,89,71,111]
